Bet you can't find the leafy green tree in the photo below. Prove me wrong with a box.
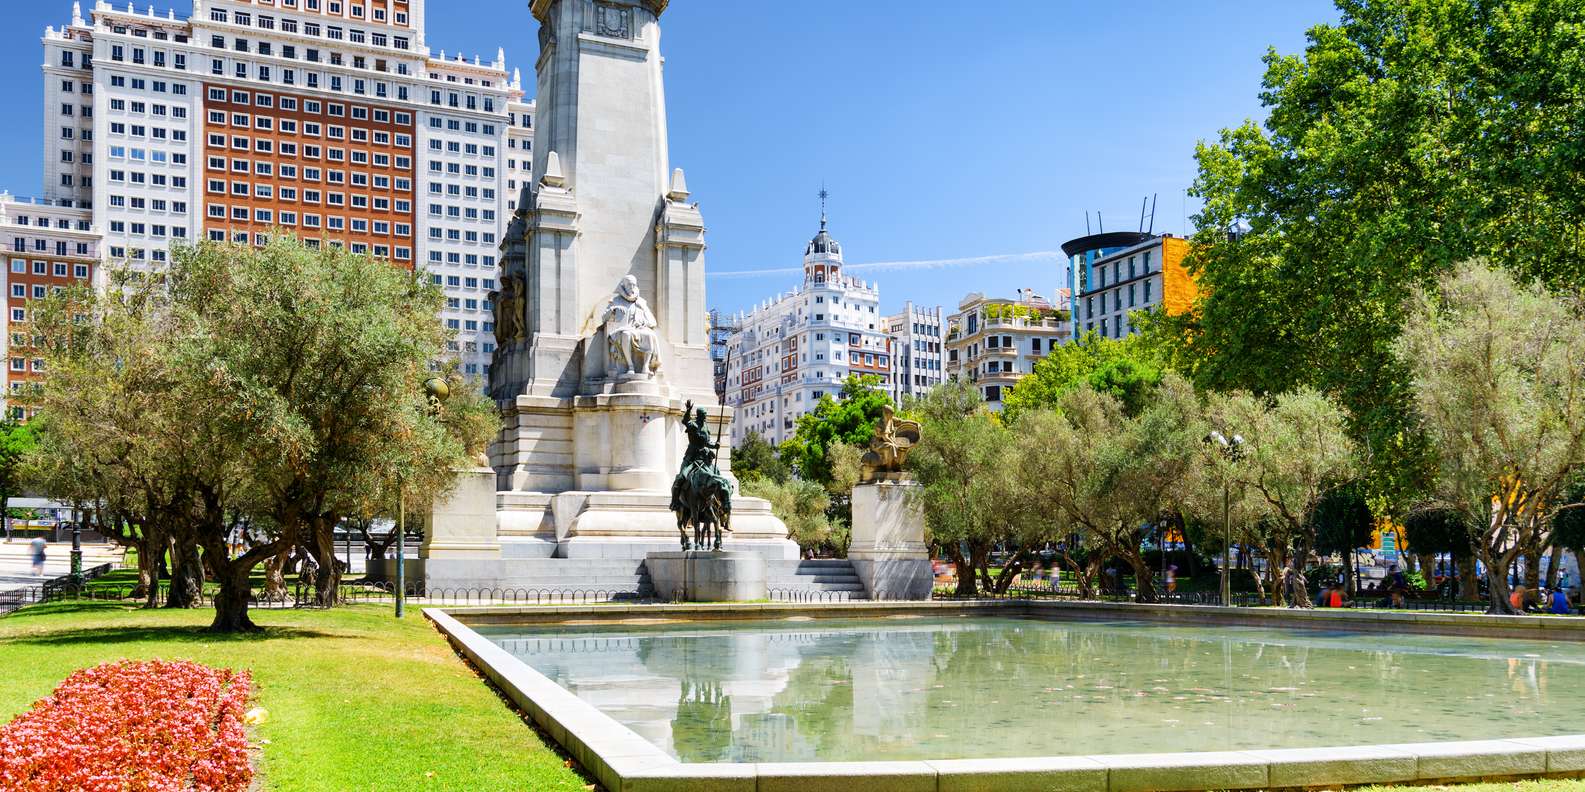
[732,431,789,484]
[29,237,488,631]
[1017,375,1205,603]
[905,380,1011,597]
[1398,263,1585,613]
[743,477,844,555]
[1402,508,1478,598]
[1310,482,1374,559]
[0,417,36,538]
[1201,388,1358,607]
[1148,0,1585,512]
[1002,332,1160,421]
[779,375,889,487]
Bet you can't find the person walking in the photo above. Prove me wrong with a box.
[1164,565,1178,596]
[29,535,46,576]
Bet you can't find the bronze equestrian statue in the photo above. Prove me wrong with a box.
[670,400,734,551]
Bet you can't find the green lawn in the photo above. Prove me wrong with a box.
[0,601,590,792]
[5,601,1585,792]
[1366,783,1585,792]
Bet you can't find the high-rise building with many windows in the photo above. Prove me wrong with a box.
[884,301,943,404]
[20,0,533,403]
[0,192,99,416]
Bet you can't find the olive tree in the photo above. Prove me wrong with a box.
[906,380,1012,597]
[30,237,490,631]
[1397,262,1585,614]
[1201,388,1357,607]
[1015,375,1203,603]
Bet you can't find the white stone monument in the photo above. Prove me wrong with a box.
[426,0,795,582]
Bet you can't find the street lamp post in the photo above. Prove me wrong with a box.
[69,521,82,585]
[397,376,452,619]
[395,480,405,618]
[1204,431,1244,607]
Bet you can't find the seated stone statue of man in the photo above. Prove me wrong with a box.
[603,275,660,379]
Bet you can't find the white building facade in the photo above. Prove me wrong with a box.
[725,218,892,447]
[945,289,1071,411]
[29,0,533,391]
[885,301,943,404]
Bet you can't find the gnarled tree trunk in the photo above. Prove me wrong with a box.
[1545,544,1565,589]
[1457,547,1479,600]
[164,532,204,609]
[305,517,341,607]
[261,547,290,602]
[1116,543,1157,603]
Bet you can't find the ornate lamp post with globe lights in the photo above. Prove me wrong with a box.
[1203,430,1244,607]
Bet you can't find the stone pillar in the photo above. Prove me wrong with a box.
[420,466,502,561]
[646,550,767,602]
[847,478,933,600]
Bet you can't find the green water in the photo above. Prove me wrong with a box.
[478,615,1585,763]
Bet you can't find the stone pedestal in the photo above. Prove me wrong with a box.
[420,466,507,591]
[646,550,766,602]
[420,466,502,560]
[847,479,932,600]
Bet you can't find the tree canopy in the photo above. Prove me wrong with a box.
[27,237,492,630]
[1001,331,1161,421]
[731,431,789,485]
[779,374,889,487]
[1397,262,1585,612]
[1147,0,1585,510]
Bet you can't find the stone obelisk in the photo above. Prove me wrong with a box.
[479,0,794,561]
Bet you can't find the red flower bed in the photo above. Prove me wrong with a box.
[0,659,253,792]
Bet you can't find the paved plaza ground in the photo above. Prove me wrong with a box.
[0,539,122,595]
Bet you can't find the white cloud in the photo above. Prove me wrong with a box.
[708,251,1063,280]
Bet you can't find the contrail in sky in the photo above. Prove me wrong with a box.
[708,251,1063,280]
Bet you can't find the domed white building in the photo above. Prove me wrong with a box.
[724,211,892,446]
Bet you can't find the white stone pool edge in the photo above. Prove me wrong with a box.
[424,602,1585,792]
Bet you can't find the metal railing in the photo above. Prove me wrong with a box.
[768,588,858,604]
[0,563,116,614]
[3,576,660,612]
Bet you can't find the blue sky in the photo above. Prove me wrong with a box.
[0,0,1336,315]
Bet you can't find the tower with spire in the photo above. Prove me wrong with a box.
[804,187,844,284]
[723,188,893,447]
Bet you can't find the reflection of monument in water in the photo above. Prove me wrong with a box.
[495,623,943,761]
[420,0,797,588]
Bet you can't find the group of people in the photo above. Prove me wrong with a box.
[1509,584,1574,615]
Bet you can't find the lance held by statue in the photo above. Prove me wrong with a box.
[671,400,734,551]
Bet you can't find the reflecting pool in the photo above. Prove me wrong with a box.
[476,616,1585,763]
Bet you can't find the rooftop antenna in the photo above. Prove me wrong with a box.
[1098,212,1104,233]
[1085,211,1091,235]
[1138,197,1148,233]
[1148,193,1158,235]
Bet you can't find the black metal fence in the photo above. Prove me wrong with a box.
[2,576,660,612]
[768,588,859,603]
[0,563,115,614]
